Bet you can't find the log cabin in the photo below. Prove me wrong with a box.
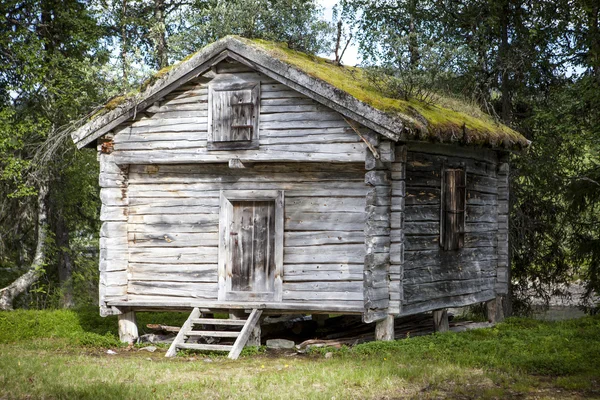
[71,36,529,358]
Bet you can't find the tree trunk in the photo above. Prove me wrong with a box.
[121,0,129,85]
[154,0,168,69]
[55,210,74,308]
[499,0,512,122]
[587,1,600,77]
[0,185,49,310]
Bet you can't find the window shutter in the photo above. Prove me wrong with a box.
[230,90,254,141]
[441,168,466,250]
[209,82,260,149]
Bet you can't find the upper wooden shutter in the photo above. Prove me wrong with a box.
[209,82,260,150]
[441,168,466,250]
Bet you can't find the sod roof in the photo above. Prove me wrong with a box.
[72,36,529,150]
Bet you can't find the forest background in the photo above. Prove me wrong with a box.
[0,0,598,314]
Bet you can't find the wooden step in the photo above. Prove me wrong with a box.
[185,330,240,338]
[191,318,247,326]
[177,343,233,352]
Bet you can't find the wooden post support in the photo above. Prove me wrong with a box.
[247,322,261,347]
[363,139,392,324]
[433,309,449,332]
[375,315,395,341]
[486,297,505,323]
[118,311,138,344]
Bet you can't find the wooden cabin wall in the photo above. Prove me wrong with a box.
[125,162,368,310]
[110,61,366,164]
[98,149,129,315]
[399,143,500,316]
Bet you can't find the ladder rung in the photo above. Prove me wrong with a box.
[177,343,233,352]
[191,318,247,326]
[185,330,240,338]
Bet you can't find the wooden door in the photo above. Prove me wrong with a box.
[227,200,276,299]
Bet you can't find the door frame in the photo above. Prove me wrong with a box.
[217,190,284,302]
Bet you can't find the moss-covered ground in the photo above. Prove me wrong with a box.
[0,309,598,399]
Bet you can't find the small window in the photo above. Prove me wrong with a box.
[440,168,466,250]
[208,82,260,150]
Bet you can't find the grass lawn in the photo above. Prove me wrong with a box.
[0,309,599,399]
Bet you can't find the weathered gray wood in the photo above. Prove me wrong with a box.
[228,309,263,359]
[375,315,395,341]
[441,168,466,250]
[118,311,138,344]
[166,307,201,357]
[486,296,505,323]
[432,309,449,332]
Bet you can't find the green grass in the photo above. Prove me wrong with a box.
[0,310,599,399]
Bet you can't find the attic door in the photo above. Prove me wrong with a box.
[218,191,283,302]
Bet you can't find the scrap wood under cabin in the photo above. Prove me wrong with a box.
[71,36,529,358]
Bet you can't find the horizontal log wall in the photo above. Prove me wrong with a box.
[125,162,368,309]
[110,61,366,164]
[98,144,129,315]
[399,143,500,316]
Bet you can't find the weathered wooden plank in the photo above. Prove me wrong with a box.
[403,277,495,303]
[282,290,363,301]
[128,281,218,298]
[128,223,219,234]
[100,205,128,221]
[129,268,217,283]
[128,232,218,247]
[128,214,218,225]
[399,289,495,316]
[283,281,362,292]
[407,143,497,163]
[283,263,363,274]
[285,212,365,231]
[284,231,364,246]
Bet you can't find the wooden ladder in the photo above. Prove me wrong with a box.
[165,308,262,360]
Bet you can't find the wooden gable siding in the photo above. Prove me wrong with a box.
[110,61,367,164]
[124,162,367,309]
[398,143,500,316]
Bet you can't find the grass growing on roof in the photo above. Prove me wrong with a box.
[242,37,527,148]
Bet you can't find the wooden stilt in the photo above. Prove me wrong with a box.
[433,309,449,332]
[247,321,261,347]
[375,315,395,341]
[118,311,138,344]
[486,297,505,323]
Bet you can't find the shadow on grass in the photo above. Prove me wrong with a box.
[44,382,156,400]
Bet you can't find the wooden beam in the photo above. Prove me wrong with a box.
[118,311,138,344]
[432,309,449,332]
[486,296,505,323]
[375,315,395,341]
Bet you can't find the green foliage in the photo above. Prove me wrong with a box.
[169,0,333,62]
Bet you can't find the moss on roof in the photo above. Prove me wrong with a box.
[87,36,528,149]
[240,37,528,149]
